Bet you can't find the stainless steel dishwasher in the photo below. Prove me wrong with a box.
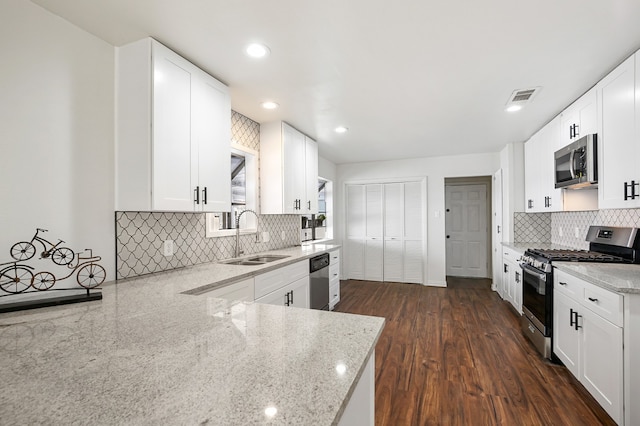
[309,253,330,310]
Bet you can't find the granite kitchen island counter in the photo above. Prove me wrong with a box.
[0,246,385,425]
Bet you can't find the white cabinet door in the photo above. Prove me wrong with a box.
[383,239,403,282]
[116,38,231,212]
[553,290,581,377]
[364,239,384,281]
[559,89,597,146]
[255,285,289,307]
[346,238,365,280]
[404,181,423,240]
[304,137,319,213]
[597,54,640,209]
[260,122,318,214]
[365,185,383,238]
[540,117,563,212]
[346,185,366,238]
[580,307,623,425]
[192,74,231,212]
[152,46,194,211]
[403,240,423,284]
[287,276,310,309]
[282,123,306,213]
[384,183,403,238]
[524,134,541,212]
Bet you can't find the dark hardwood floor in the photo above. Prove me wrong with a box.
[334,278,616,426]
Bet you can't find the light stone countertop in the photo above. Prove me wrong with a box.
[553,262,640,294]
[0,244,386,425]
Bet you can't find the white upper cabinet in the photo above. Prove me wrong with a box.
[524,117,563,212]
[116,38,231,212]
[260,122,319,214]
[559,88,597,146]
[597,54,640,209]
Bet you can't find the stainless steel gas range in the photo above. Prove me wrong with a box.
[519,226,640,359]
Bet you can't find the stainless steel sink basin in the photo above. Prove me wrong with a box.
[222,260,265,266]
[221,255,289,266]
[246,255,290,263]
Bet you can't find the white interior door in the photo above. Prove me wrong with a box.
[445,184,488,278]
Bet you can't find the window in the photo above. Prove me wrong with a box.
[301,178,333,242]
[205,145,258,237]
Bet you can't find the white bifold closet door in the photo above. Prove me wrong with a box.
[346,181,424,284]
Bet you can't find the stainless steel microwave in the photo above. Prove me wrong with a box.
[554,134,598,189]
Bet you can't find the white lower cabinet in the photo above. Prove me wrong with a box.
[338,353,375,426]
[553,269,623,424]
[255,276,310,309]
[502,246,523,313]
[329,249,341,310]
[254,260,310,308]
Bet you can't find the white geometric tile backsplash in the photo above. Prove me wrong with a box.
[115,212,300,279]
[115,111,301,279]
[514,208,640,249]
[513,212,551,242]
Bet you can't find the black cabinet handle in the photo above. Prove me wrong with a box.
[285,292,290,306]
[627,180,640,200]
[528,199,533,209]
[575,313,582,330]
[570,308,576,327]
[504,264,508,273]
[202,187,207,205]
[588,297,598,303]
[569,125,573,139]
[289,290,293,304]
[308,200,311,210]
[194,186,200,204]
[558,281,567,286]
[625,181,630,200]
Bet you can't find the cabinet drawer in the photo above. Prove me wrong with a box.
[329,249,341,264]
[329,261,340,281]
[554,269,585,299]
[329,281,340,309]
[582,284,623,327]
[254,260,308,299]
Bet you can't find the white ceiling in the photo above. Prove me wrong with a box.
[32,0,640,164]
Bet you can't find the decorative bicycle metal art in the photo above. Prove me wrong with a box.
[0,228,106,295]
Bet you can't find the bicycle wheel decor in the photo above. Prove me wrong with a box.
[76,264,106,289]
[51,247,75,266]
[0,266,34,294]
[31,271,56,291]
[10,242,36,262]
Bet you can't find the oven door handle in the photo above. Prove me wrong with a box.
[520,263,547,282]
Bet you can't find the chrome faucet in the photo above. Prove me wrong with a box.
[235,209,260,258]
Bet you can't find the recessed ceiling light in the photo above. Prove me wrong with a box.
[335,126,349,134]
[506,105,522,112]
[245,43,270,58]
[261,101,279,110]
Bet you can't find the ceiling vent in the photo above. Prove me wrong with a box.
[505,87,541,111]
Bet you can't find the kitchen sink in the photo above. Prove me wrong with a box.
[221,255,290,266]
[246,255,290,263]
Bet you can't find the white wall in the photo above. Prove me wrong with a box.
[0,0,115,286]
[337,152,500,286]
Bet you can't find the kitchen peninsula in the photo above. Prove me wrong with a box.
[0,246,384,425]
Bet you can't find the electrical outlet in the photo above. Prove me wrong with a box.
[574,227,580,239]
[281,231,286,241]
[558,226,563,237]
[163,240,174,257]
[262,231,270,243]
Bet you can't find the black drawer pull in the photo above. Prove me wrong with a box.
[588,297,598,303]
[558,282,567,286]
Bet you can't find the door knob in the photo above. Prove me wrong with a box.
[446,235,450,239]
